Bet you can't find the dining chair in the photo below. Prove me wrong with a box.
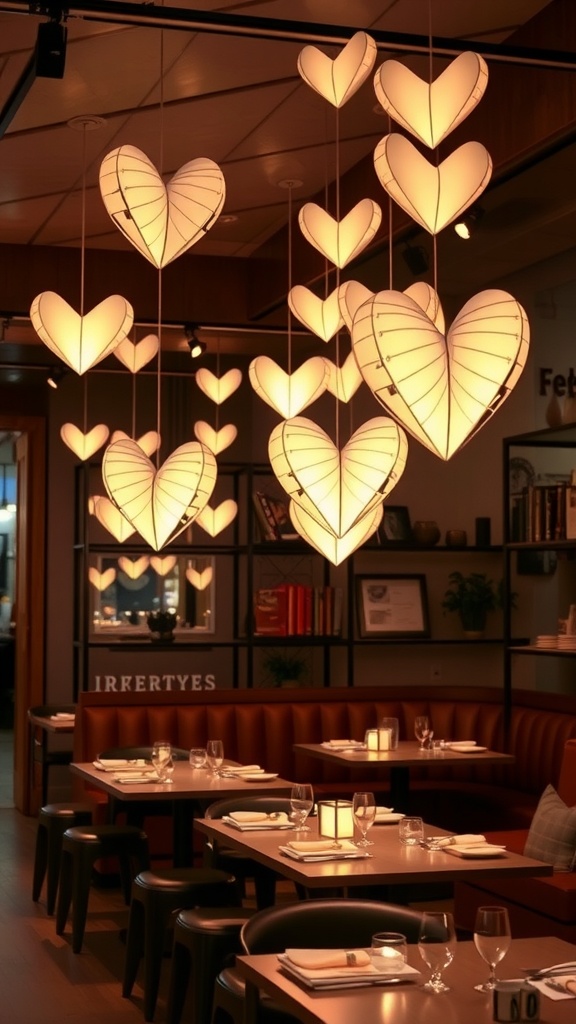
[203,796,297,909]
[211,898,431,1024]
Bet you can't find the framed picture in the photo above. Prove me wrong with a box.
[382,505,412,543]
[356,574,430,639]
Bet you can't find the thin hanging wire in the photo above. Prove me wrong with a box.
[214,334,220,432]
[156,26,165,468]
[428,0,438,297]
[131,328,137,439]
[387,113,394,291]
[334,103,341,453]
[80,125,88,435]
[287,181,293,377]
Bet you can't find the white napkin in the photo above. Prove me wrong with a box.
[227,811,289,825]
[285,949,371,970]
[529,975,576,1000]
[50,712,75,721]
[322,740,365,750]
[94,759,151,771]
[435,834,487,847]
[278,951,420,989]
[220,765,262,775]
[113,772,159,784]
[287,839,357,853]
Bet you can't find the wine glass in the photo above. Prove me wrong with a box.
[151,741,173,782]
[418,911,457,993]
[473,906,511,992]
[290,783,314,831]
[206,739,224,775]
[353,791,377,847]
[414,715,433,751]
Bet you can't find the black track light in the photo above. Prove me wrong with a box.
[454,205,484,240]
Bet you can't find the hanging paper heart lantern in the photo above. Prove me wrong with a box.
[193,421,237,455]
[351,288,529,461]
[150,555,177,576]
[323,351,363,403]
[374,134,492,235]
[60,423,109,461]
[288,285,344,341]
[186,565,213,590]
[93,496,137,542]
[114,334,159,372]
[269,416,408,538]
[99,146,225,269]
[290,499,383,566]
[195,367,242,404]
[299,199,381,269]
[102,437,217,550]
[404,282,445,333]
[298,30,377,108]
[30,292,134,375]
[249,355,328,418]
[196,499,238,537]
[110,430,161,458]
[338,280,374,331]
[117,555,149,580]
[374,52,489,150]
[88,495,104,516]
[88,567,116,591]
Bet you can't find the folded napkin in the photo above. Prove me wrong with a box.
[552,976,576,995]
[50,713,75,721]
[530,975,576,1000]
[435,834,487,847]
[220,765,262,775]
[94,758,151,771]
[228,811,289,824]
[285,949,371,970]
[113,772,159,784]
[287,839,358,853]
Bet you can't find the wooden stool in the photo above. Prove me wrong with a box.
[123,867,240,1022]
[166,907,251,1024]
[56,823,149,953]
[32,802,93,915]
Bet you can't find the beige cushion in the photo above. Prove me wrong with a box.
[524,784,576,872]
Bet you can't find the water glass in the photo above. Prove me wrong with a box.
[151,740,173,782]
[189,747,207,769]
[414,715,433,751]
[473,906,511,992]
[370,932,407,973]
[398,816,424,846]
[290,783,314,831]
[418,911,457,993]
[352,791,376,846]
[206,739,224,775]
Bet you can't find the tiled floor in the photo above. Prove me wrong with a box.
[0,728,14,807]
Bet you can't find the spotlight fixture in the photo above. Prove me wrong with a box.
[47,366,67,389]
[185,324,207,359]
[402,243,429,276]
[454,205,484,240]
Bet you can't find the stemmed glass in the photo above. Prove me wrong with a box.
[206,739,224,775]
[151,741,173,783]
[418,911,457,993]
[290,784,314,832]
[353,791,377,847]
[473,906,511,992]
[414,715,433,751]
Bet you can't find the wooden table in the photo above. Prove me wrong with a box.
[293,741,515,808]
[194,817,551,895]
[237,935,576,1024]
[28,709,76,805]
[70,761,293,867]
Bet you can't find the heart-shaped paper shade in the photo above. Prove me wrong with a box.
[351,288,529,460]
[404,282,445,334]
[299,199,381,269]
[290,499,383,566]
[196,499,238,537]
[195,367,242,404]
[110,430,161,458]
[186,566,213,590]
[193,421,237,455]
[88,567,116,591]
[249,356,328,418]
[60,423,109,461]
[269,416,407,538]
[99,146,225,269]
[323,351,363,403]
[288,285,343,341]
[88,495,104,516]
[114,334,159,372]
[30,292,134,375]
[150,555,177,576]
[338,280,374,331]
[94,496,137,543]
[117,555,149,580]
[298,31,377,108]
[102,437,217,550]
[374,52,489,149]
[374,134,492,236]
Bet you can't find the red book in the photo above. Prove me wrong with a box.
[253,588,287,635]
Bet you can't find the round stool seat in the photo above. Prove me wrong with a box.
[32,802,93,916]
[65,823,143,845]
[41,801,93,819]
[134,867,233,893]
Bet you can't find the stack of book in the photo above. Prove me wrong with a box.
[253,584,343,636]
[252,491,299,541]
[510,474,576,542]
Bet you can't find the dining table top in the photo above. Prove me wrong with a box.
[236,935,576,1024]
[193,817,552,890]
[293,740,515,769]
[69,761,294,801]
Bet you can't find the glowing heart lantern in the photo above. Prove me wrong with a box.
[249,356,329,418]
[196,499,238,537]
[298,31,377,108]
[102,437,217,550]
[60,423,109,461]
[30,292,133,374]
[351,288,529,461]
[114,334,159,372]
[298,199,381,268]
[99,146,226,268]
[195,368,242,404]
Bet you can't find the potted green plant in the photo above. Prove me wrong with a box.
[442,571,509,638]
[263,651,306,688]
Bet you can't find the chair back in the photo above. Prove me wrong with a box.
[205,796,293,820]
[241,898,429,953]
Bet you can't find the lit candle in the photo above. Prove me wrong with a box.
[318,799,354,840]
[378,728,392,751]
[365,729,379,751]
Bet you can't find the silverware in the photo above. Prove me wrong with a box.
[525,964,576,980]
[545,979,574,994]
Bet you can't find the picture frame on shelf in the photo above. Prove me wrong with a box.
[382,505,412,543]
[356,574,430,639]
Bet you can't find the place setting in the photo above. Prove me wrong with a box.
[277,933,421,990]
[419,830,508,857]
[278,788,378,862]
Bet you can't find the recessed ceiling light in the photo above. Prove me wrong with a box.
[67,115,106,132]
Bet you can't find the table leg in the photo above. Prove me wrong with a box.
[389,765,410,810]
[173,800,194,867]
[243,978,260,1024]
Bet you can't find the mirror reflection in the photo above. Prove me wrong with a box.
[89,554,215,635]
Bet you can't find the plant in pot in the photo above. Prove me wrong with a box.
[147,609,177,643]
[442,572,510,638]
[262,651,306,688]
